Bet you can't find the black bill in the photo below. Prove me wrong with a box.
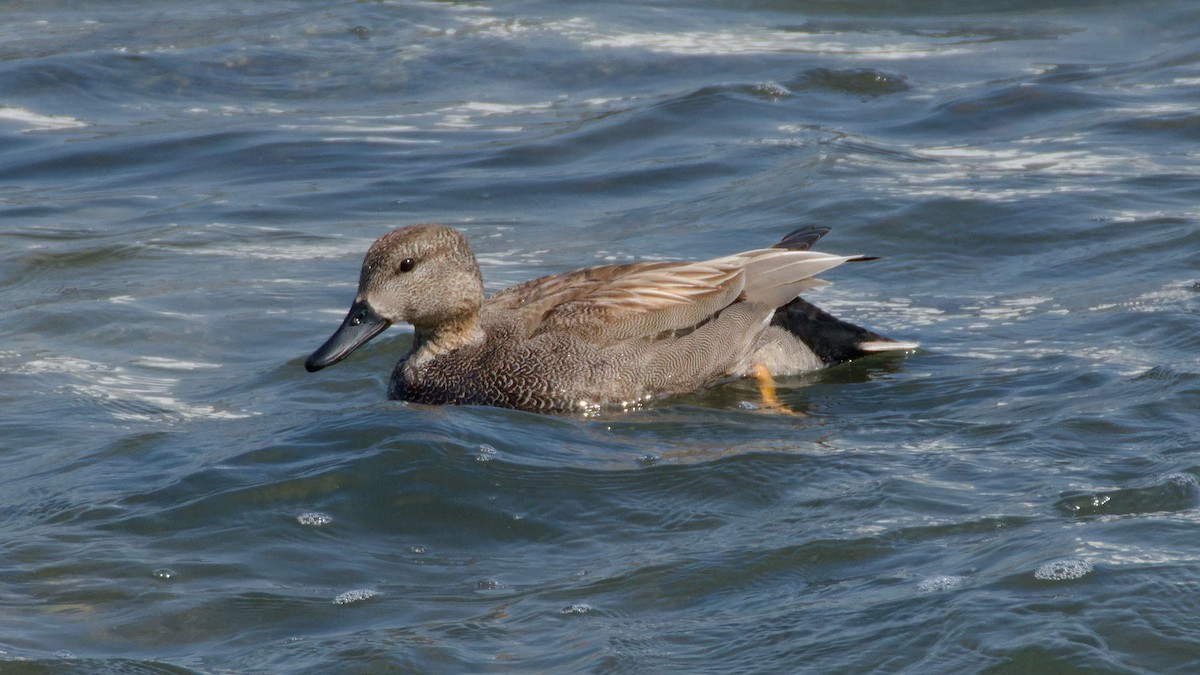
[305,299,390,372]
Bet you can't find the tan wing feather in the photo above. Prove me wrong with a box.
[740,250,862,308]
[533,260,746,343]
[482,259,744,343]
[482,246,858,346]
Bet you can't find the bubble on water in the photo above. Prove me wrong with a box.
[297,512,332,527]
[917,575,965,592]
[560,603,592,615]
[1034,558,1094,581]
[476,444,497,462]
[1167,473,1198,487]
[332,589,376,605]
[475,578,505,591]
[152,567,176,581]
[751,81,791,100]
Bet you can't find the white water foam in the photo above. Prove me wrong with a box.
[1034,558,1093,581]
[0,106,87,132]
[332,589,376,605]
[18,355,253,423]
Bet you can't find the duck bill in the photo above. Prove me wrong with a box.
[305,299,390,372]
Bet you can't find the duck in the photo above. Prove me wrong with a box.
[304,223,916,413]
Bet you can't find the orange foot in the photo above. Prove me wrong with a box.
[750,362,802,415]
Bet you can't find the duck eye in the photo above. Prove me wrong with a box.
[399,258,415,273]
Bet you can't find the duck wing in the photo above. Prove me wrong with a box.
[483,259,742,343]
[485,247,862,346]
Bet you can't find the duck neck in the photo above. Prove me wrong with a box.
[410,313,485,363]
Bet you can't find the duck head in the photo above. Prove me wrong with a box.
[305,224,484,372]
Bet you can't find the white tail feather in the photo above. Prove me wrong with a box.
[859,340,919,352]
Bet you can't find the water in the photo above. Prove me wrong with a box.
[2,1,1199,672]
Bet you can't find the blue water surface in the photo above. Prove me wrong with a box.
[2,1,1199,672]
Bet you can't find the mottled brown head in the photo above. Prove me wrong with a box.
[358,224,484,329]
[305,224,484,372]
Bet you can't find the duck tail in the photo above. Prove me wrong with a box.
[770,296,918,365]
[772,225,831,251]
